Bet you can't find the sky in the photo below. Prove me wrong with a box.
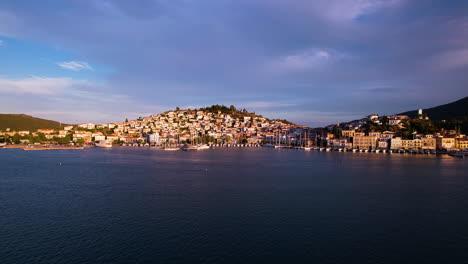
[0,0,467,127]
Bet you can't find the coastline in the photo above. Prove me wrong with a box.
[23,146,85,151]
[2,143,464,158]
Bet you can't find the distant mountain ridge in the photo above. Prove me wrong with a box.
[0,114,67,131]
[399,96,468,121]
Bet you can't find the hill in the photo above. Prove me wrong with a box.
[399,96,468,121]
[0,114,67,131]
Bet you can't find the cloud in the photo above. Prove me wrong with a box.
[0,0,467,125]
[57,61,93,71]
[0,75,170,123]
[0,76,91,94]
[259,0,404,23]
[267,48,347,73]
[429,48,468,71]
[321,0,404,22]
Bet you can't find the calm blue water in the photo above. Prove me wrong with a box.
[1,148,467,263]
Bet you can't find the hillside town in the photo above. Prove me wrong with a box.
[0,106,467,154]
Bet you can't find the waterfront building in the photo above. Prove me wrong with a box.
[147,133,160,144]
[421,138,436,150]
[73,131,92,143]
[436,137,456,150]
[390,137,402,150]
[94,135,106,142]
[378,140,389,149]
[456,138,468,150]
[402,139,422,150]
[328,138,349,148]
[106,135,119,142]
[353,135,378,149]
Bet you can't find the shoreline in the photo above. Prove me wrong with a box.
[23,146,85,151]
[0,144,465,157]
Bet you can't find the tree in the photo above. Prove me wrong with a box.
[176,106,180,111]
[12,133,21,144]
[229,105,237,112]
[76,138,85,145]
[125,118,128,123]
[332,126,342,138]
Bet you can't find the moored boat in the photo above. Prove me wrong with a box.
[448,153,465,158]
[182,144,210,151]
[164,146,180,151]
[96,140,113,148]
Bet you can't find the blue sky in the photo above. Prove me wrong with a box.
[1,0,467,126]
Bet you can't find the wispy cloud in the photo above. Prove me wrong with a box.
[429,48,468,71]
[323,0,404,22]
[267,48,346,73]
[57,61,93,71]
[0,75,170,124]
[0,76,91,94]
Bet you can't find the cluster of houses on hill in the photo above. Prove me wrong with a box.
[1,108,467,151]
[0,109,302,146]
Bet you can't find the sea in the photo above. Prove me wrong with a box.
[1,147,467,263]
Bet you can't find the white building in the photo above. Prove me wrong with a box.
[147,133,160,144]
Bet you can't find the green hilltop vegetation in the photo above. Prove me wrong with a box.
[399,96,468,134]
[168,104,256,116]
[400,96,468,121]
[0,114,67,131]
[157,104,296,124]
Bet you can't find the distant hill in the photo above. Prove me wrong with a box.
[400,96,468,121]
[0,114,67,131]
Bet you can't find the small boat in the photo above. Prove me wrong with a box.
[197,144,210,150]
[164,146,180,151]
[182,144,210,151]
[96,140,113,148]
[448,153,465,159]
[0,142,6,147]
